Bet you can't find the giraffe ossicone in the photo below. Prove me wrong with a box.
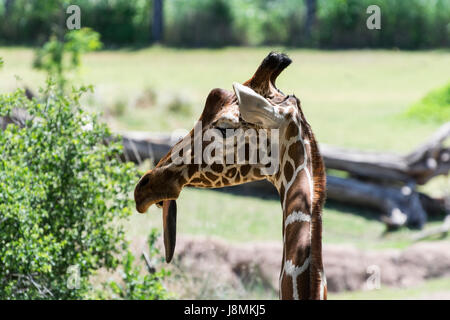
[134,52,327,300]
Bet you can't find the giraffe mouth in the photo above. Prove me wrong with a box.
[134,189,179,215]
[135,196,176,214]
[134,167,182,214]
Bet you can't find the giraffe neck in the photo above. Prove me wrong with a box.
[272,117,326,300]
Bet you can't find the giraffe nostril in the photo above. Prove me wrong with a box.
[139,176,150,188]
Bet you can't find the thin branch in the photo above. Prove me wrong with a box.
[413,215,450,241]
[142,251,156,274]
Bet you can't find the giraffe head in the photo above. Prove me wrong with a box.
[134,52,307,262]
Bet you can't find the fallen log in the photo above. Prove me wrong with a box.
[326,176,428,228]
[117,127,449,228]
[119,123,450,186]
[321,122,450,185]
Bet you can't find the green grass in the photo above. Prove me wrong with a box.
[332,277,450,300]
[1,47,449,153]
[406,81,450,123]
[124,187,449,250]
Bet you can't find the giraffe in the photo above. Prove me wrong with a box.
[134,52,327,300]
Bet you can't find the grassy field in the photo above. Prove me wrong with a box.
[332,277,450,300]
[1,47,449,153]
[250,277,450,300]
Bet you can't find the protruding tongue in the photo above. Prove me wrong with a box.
[162,200,177,263]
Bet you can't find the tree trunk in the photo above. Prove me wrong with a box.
[304,0,317,39]
[152,0,164,43]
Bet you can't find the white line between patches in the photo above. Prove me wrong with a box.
[285,211,311,227]
[284,256,311,300]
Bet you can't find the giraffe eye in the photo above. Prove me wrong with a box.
[217,127,227,137]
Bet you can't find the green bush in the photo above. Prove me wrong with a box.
[0,82,137,299]
[0,0,448,48]
[0,0,63,45]
[77,0,151,45]
[0,0,151,46]
[230,0,307,46]
[317,0,450,49]
[406,82,450,123]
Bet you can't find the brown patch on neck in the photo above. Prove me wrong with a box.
[283,161,294,182]
[284,222,310,270]
[285,121,299,140]
[283,170,312,215]
[288,140,304,168]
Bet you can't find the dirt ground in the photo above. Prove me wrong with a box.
[130,235,450,298]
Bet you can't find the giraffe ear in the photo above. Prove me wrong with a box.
[233,82,284,129]
[162,200,177,263]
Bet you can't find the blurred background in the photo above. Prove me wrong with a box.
[0,0,449,300]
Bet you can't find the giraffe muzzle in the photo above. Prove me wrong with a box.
[134,167,182,213]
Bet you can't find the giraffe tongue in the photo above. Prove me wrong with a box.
[162,200,177,263]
